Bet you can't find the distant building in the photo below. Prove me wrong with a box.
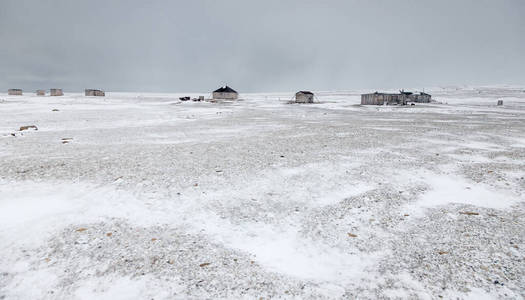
[415,92,432,103]
[295,91,314,103]
[410,92,431,103]
[50,88,64,96]
[361,92,406,105]
[212,86,238,100]
[36,90,46,96]
[361,90,432,105]
[8,89,22,95]
[85,89,105,96]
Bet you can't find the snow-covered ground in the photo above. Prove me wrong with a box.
[0,86,524,299]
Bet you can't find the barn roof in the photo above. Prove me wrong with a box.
[213,86,237,93]
[297,91,313,95]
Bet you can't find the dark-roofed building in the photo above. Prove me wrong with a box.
[8,89,23,95]
[295,91,314,103]
[212,86,238,100]
[413,92,431,103]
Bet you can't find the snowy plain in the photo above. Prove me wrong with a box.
[0,86,524,299]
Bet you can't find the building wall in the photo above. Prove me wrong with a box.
[8,89,23,95]
[418,94,431,103]
[361,94,380,105]
[407,94,431,103]
[85,89,105,96]
[361,93,406,105]
[361,94,391,105]
[50,89,63,96]
[295,93,314,103]
[36,90,45,96]
[213,92,238,100]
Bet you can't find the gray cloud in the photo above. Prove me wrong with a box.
[1,0,524,92]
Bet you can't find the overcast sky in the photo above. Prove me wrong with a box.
[1,0,524,92]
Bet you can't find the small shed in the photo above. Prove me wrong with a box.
[295,91,314,103]
[85,89,105,96]
[411,92,431,103]
[212,86,238,100]
[50,88,64,96]
[419,92,432,103]
[8,89,23,95]
[36,90,46,96]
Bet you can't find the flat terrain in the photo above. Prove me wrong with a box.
[1,87,524,299]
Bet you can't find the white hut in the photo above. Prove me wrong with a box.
[295,91,314,103]
[8,89,23,95]
[85,89,105,96]
[36,90,46,96]
[212,86,238,100]
[50,88,64,96]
